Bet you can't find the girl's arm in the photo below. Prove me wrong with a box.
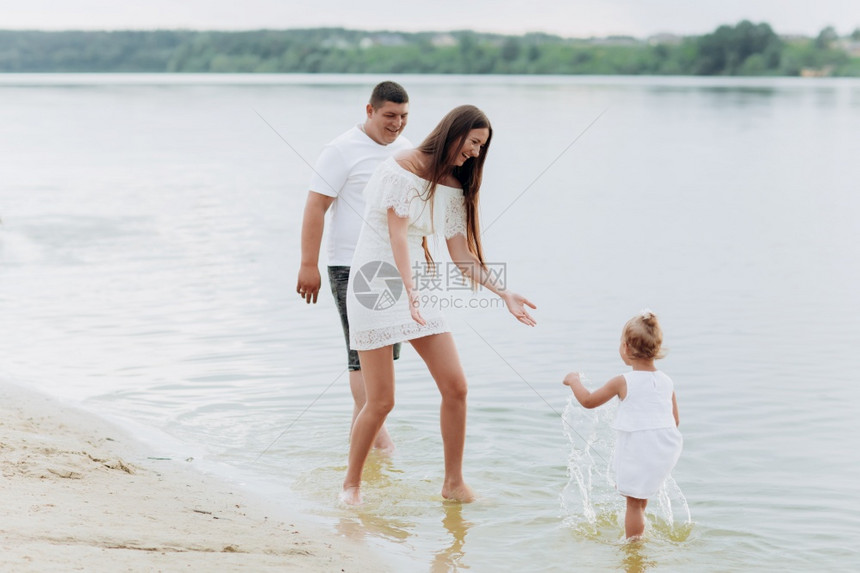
[563,372,626,409]
[388,208,425,325]
[672,391,680,427]
[446,234,536,326]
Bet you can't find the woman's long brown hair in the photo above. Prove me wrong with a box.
[415,104,492,276]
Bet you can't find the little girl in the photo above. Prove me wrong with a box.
[563,310,682,540]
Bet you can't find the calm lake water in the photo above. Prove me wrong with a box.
[1,74,859,571]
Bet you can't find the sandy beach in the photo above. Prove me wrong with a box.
[0,381,385,572]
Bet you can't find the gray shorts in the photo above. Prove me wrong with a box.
[328,266,400,371]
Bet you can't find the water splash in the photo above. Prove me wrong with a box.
[655,475,691,528]
[560,394,692,540]
[560,393,620,532]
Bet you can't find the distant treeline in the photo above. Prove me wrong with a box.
[2,21,859,76]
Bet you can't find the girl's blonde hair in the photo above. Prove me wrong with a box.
[623,309,666,360]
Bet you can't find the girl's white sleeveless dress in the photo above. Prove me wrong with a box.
[612,370,683,499]
[347,157,468,351]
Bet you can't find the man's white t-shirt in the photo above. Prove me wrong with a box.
[309,125,412,266]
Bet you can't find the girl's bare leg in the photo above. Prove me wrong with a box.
[409,333,474,502]
[625,496,648,539]
[341,346,396,505]
[348,370,395,452]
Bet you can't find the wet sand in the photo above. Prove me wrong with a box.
[0,381,385,572]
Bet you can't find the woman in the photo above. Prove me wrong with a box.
[343,105,536,505]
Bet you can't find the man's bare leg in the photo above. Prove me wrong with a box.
[349,369,395,452]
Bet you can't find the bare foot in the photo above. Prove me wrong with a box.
[372,441,396,455]
[442,482,475,503]
[372,426,395,453]
[340,486,362,506]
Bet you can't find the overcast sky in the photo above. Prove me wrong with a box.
[2,0,858,37]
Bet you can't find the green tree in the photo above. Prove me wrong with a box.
[694,20,782,75]
[815,26,838,50]
[0,25,858,76]
[500,38,520,62]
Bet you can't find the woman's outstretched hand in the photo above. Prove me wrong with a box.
[408,290,427,326]
[502,291,537,327]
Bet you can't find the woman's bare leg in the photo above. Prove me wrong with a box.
[341,346,396,505]
[409,333,474,502]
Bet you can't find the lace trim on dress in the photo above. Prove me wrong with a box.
[351,317,449,350]
[444,194,467,239]
[379,168,428,219]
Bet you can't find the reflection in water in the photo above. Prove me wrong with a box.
[431,502,473,572]
[333,453,418,542]
[620,539,657,573]
[569,510,623,543]
[336,510,414,544]
[649,516,694,543]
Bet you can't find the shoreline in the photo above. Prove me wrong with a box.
[0,380,387,571]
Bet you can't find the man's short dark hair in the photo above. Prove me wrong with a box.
[369,81,409,109]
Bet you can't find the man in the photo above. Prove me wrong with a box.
[296,81,410,451]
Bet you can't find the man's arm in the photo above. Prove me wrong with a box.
[297,191,335,304]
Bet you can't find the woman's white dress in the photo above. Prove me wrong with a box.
[612,370,683,499]
[347,157,467,351]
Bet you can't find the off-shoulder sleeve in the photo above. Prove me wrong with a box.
[444,193,467,238]
[378,168,424,219]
